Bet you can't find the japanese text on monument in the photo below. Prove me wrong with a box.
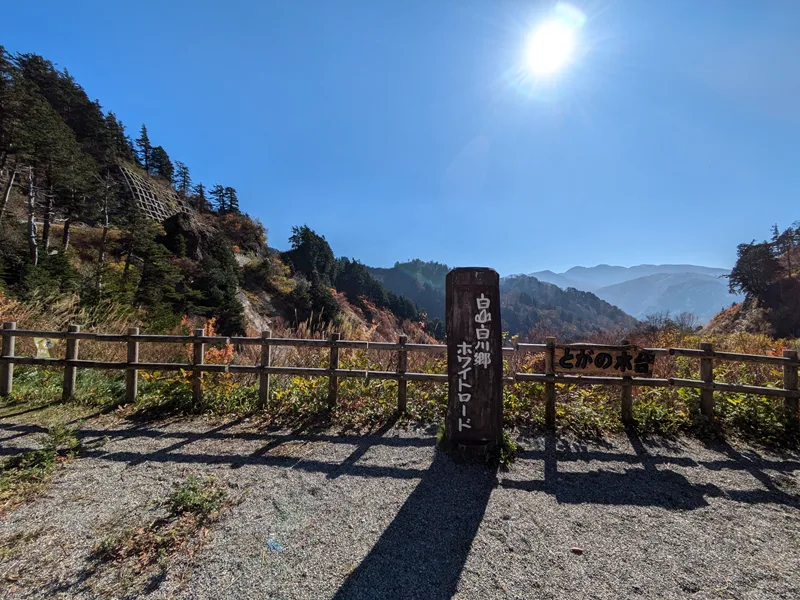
[456,293,493,431]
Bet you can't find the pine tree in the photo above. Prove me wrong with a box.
[224,186,239,213]
[728,241,784,298]
[104,112,134,163]
[13,54,107,162]
[18,81,85,262]
[135,124,151,171]
[0,45,20,172]
[283,225,338,285]
[210,184,226,213]
[174,161,191,195]
[0,45,25,224]
[150,145,173,181]
[192,182,209,211]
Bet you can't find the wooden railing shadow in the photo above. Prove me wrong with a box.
[1,419,798,508]
[501,431,799,509]
[501,434,719,509]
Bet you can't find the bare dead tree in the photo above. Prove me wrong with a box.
[41,184,54,252]
[27,166,37,265]
[96,181,110,295]
[0,164,16,225]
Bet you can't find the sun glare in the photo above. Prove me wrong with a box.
[525,3,585,77]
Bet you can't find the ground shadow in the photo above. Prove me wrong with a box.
[700,437,800,506]
[0,399,63,419]
[1,419,798,507]
[332,449,496,600]
[502,431,724,509]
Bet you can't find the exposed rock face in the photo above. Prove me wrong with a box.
[237,289,272,333]
[160,212,218,262]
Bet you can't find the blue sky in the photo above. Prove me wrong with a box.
[5,1,800,274]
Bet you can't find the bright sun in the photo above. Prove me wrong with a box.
[526,18,576,76]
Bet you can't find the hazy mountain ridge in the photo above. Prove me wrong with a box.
[369,261,637,338]
[530,264,731,291]
[528,264,741,323]
[594,273,742,322]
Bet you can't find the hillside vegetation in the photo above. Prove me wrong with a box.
[706,222,800,338]
[0,46,430,340]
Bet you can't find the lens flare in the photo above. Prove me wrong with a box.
[525,3,586,76]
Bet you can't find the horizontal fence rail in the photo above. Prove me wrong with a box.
[0,322,798,429]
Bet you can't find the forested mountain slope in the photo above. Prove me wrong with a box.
[706,223,800,338]
[594,272,741,322]
[0,46,428,339]
[369,261,637,339]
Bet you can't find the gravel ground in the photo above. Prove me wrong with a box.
[1,412,799,600]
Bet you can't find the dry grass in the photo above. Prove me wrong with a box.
[2,292,798,445]
[0,290,191,364]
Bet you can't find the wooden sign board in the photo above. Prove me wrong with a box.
[445,267,503,447]
[554,345,656,377]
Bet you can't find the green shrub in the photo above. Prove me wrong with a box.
[168,475,227,518]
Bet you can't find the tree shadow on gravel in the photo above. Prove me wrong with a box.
[332,449,496,600]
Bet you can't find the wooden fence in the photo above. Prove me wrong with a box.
[1,322,798,428]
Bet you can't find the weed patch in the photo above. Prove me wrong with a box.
[168,475,228,518]
[89,475,230,597]
[487,430,519,468]
[0,426,81,515]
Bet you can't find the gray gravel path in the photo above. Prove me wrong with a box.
[1,414,799,599]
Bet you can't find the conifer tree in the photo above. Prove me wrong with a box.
[224,186,239,213]
[135,124,151,171]
[283,225,338,285]
[174,161,191,195]
[192,182,209,211]
[150,145,173,181]
[14,54,107,162]
[210,184,226,213]
[104,112,134,163]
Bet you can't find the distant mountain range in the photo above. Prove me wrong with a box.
[368,262,742,335]
[368,261,637,338]
[528,264,743,323]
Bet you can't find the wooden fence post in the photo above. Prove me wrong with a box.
[783,349,798,429]
[192,327,205,405]
[258,329,272,409]
[621,339,634,426]
[0,322,16,397]
[62,324,80,402]
[545,336,556,428]
[397,334,408,415]
[328,332,341,411]
[126,327,139,404]
[700,342,714,421]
